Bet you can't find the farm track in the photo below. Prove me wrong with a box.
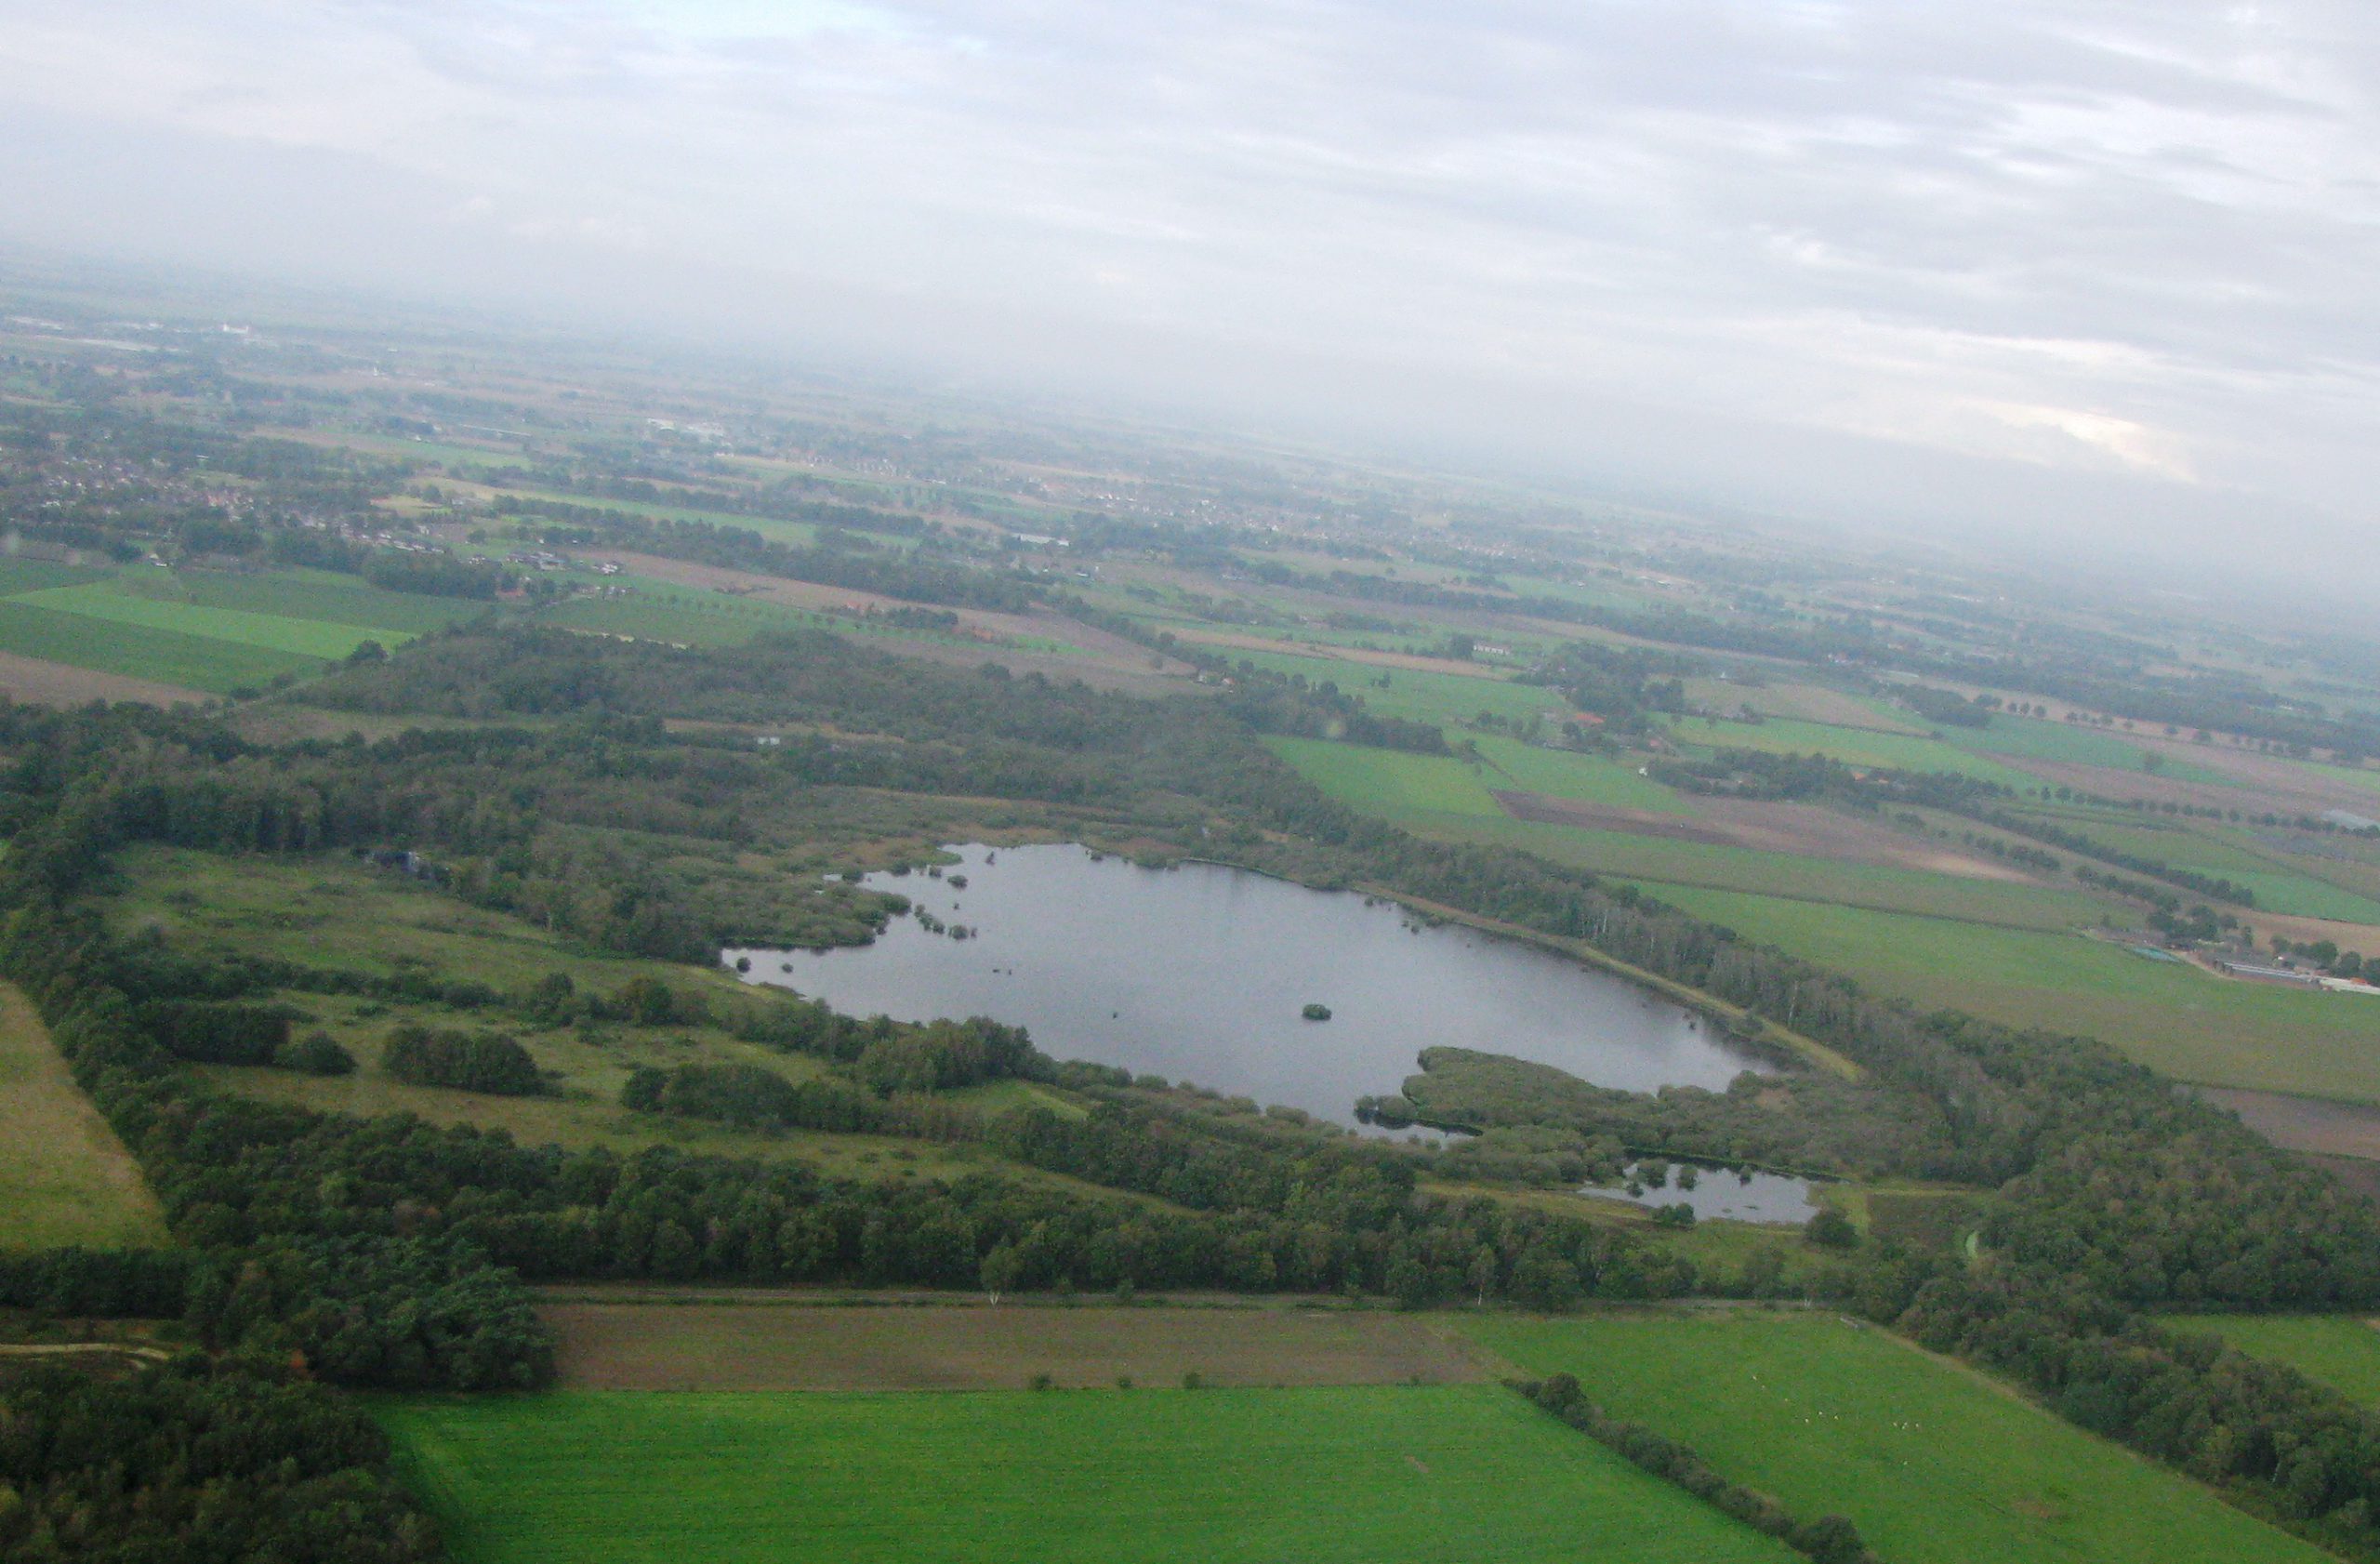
[544,1302,1495,1391]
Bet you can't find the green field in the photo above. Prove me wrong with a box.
[1642,882,2380,1102]
[1954,714,2176,769]
[173,568,488,636]
[1467,735,1697,814]
[1192,642,1566,729]
[378,1385,1800,1564]
[1263,737,1505,817]
[2172,1315,2380,1405]
[1662,715,2043,791]
[0,557,112,595]
[0,598,322,692]
[1344,802,2105,929]
[1467,1312,2330,1564]
[2016,815,2380,922]
[16,579,405,658]
[0,983,169,1251]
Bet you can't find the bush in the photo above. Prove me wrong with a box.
[276,1029,357,1075]
[137,1000,291,1066]
[382,1025,544,1095]
[622,1062,880,1133]
[1805,1208,1859,1249]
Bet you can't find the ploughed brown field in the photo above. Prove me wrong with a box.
[545,1300,1495,1391]
[2201,1086,2380,1160]
[0,649,205,709]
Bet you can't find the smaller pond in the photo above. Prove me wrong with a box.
[1579,1160,1821,1226]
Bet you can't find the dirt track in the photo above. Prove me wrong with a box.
[548,1303,1491,1391]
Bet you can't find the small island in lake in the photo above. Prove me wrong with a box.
[1302,1002,1333,1021]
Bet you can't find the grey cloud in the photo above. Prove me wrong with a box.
[1,0,2374,578]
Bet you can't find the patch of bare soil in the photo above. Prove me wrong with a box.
[547,1303,1492,1391]
[1490,791,2035,882]
[2199,1086,2380,1159]
[2241,909,2380,953]
[1170,626,1506,680]
[595,551,1195,689]
[0,651,206,709]
[2010,752,2380,820]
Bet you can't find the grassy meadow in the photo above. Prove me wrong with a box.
[1640,881,2380,1102]
[105,846,1130,1191]
[0,599,321,693]
[1262,737,1505,817]
[2171,1315,2380,1406]
[378,1384,1801,1564]
[1661,714,2045,791]
[0,983,170,1251]
[1466,1311,2333,1564]
[0,563,492,693]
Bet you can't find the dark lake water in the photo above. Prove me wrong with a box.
[723,843,1769,1129]
[1580,1161,1820,1226]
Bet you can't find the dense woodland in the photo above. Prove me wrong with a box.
[10,623,2380,1554]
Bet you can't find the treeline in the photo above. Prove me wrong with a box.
[496,496,1036,611]
[1898,683,1992,728]
[1382,1048,1943,1181]
[1523,1373,1877,1564]
[1965,804,2257,907]
[0,1359,446,1564]
[1520,641,1697,732]
[1648,748,1999,811]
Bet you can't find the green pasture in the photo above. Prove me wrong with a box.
[1197,643,1565,730]
[0,983,170,1251]
[2014,814,2380,922]
[1467,1312,2330,1564]
[1661,715,2042,791]
[0,557,112,595]
[1640,883,2380,1103]
[173,568,487,636]
[2288,760,2380,801]
[0,599,321,693]
[16,580,400,658]
[1680,678,1925,735]
[1947,718,2229,786]
[500,486,821,548]
[1466,735,1697,815]
[377,1385,1799,1564]
[1263,737,1504,817]
[2170,1316,2380,1405]
[1492,570,1658,615]
[1371,807,2102,930]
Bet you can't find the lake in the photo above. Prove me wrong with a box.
[1580,1161,1820,1226]
[723,843,1770,1131]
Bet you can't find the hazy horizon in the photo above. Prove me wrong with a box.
[4,1,2373,590]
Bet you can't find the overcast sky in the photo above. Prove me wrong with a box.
[2,2,2373,577]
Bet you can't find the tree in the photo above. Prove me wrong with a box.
[1806,1208,1858,1249]
[1468,1245,1499,1306]
[981,1241,1023,1305]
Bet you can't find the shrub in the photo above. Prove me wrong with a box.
[275,1029,357,1076]
[382,1026,544,1095]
